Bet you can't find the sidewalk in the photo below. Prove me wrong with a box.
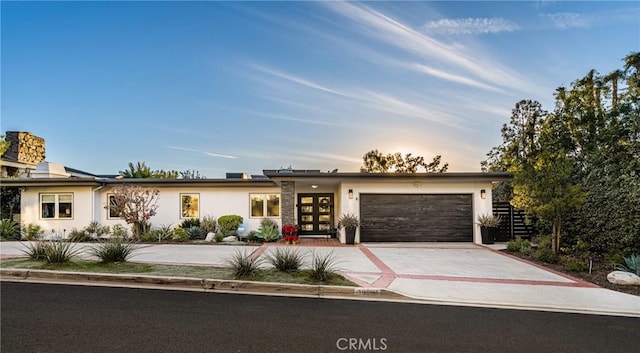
[1,241,638,317]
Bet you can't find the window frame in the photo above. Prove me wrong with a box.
[249,193,281,218]
[180,193,200,219]
[106,194,121,219]
[39,193,74,220]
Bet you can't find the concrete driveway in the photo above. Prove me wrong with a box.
[1,241,638,316]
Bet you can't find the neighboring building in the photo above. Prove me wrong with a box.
[1,163,509,244]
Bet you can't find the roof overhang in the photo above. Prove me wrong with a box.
[0,177,277,188]
[262,170,511,186]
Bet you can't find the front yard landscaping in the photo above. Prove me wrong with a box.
[0,257,356,286]
[502,238,640,297]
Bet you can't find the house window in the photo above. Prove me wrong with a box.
[40,193,73,219]
[107,194,120,219]
[181,193,199,218]
[250,194,280,218]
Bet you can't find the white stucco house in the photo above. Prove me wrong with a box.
[2,162,510,244]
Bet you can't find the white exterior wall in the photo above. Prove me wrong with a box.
[337,181,494,244]
[96,186,282,235]
[20,186,95,237]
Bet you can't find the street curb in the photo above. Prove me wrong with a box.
[0,268,407,301]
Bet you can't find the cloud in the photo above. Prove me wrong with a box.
[251,65,350,98]
[542,12,590,29]
[167,146,237,159]
[540,7,640,30]
[320,1,531,93]
[410,63,503,92]
[422,17,521,35]
[251,65,465,128]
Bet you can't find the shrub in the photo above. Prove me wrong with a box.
[141,232,158,242]
[506,238,532,254]
[225,250,263,278]
[180,218,200,229]
[616,254,640,276]
[265,247,303,272]
[605,251,625,270]
[84,221,110,238]
[21,241,48,260]
[148,224,174,242]
[90,238,137,263]
[21,224,43,240]
[246,230,258,242]
[111,224,128,239]
[534,248,559,264]
[534,235,552,250]
[200,215,217,235]
[68,228,90,242]
[173,227,189,242]
[214,232,225,242]
[186,226,205,240]
[218,215,243,236]
[309,251,340,281]
[563,257,587,272]
[43,241,81,264]
[0,219,20,240]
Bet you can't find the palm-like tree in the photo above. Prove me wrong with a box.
[119,162,153,178]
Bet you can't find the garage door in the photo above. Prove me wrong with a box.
[360,194,473,242]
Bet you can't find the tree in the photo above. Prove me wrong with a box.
[106,185,160,239]
[180,169,206,179]
[484,52,640,256]
[0,135,10,156]
[119,161,178,179]
[360,149,448,173]
[482,100,547,172]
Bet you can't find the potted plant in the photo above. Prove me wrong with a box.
[337,213,360,245]
[477,214,502,245]
[282,224,299,245]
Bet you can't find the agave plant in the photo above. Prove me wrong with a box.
[255,218,281,242]
[616,254,640,276]
[186,226,205,240]
[0,219,20,240]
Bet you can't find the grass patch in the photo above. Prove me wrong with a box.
[0,258,356,286]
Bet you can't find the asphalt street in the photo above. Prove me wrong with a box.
[1,281,638,353]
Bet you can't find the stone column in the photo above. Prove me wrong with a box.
[281,181,295,225]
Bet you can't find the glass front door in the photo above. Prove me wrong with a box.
[297,193,334,235]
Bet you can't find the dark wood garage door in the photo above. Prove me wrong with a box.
[360,194,473,242]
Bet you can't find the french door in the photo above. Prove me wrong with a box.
[297,193,334,235]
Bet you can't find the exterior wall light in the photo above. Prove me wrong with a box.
[348,189,354,199]
[480,189,486,199]
[311,185,318,189]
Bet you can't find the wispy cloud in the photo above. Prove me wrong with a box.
[423,17,521,35]
[251,65,466,128]
[251,65,350,98]
[540,7,640,29]
[167,146,237,159]
[294,151,363,165]
[410,63,503,92]
[320,1,531,93]
[542,12,590,29]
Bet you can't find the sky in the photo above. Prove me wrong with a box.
[2,1,639,177]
